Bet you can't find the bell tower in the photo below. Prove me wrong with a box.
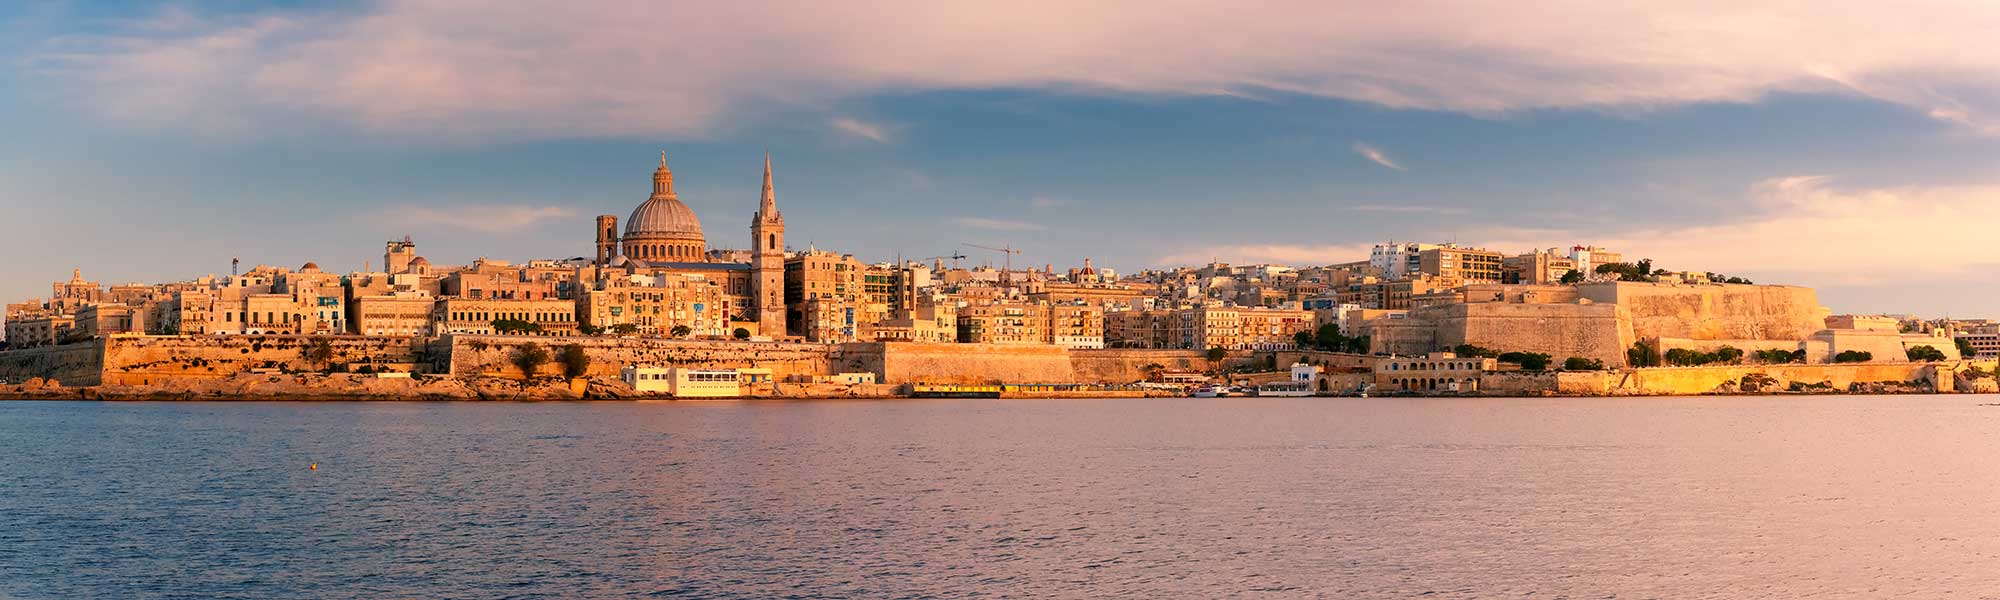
[750,153,787,335]
[595,215,619,266]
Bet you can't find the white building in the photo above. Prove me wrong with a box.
[621,366,742,397]
[1369,242,1442,279]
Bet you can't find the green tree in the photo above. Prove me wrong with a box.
[1627,340,1661,367]
[492,319,544,335]
[1314,323,1342,351]
[610,323,639,335]
[1293,331,1315,350]
[556,344,590,379]
[1956,337,1977,358]
[1714,346,1744,364]
[1205,346,1229,370]
[1834,350,1873,363]
[1906,345,1947,362]
[1498,351,1552,371]
[1559,269,1584,284]
[670,324,693,338]
[733,327,752,340]
[576,323,604,336]
[512,343,551,379]
[1453,344,1499,358]
[1563,356,1605,371]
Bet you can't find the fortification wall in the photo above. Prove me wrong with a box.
[1371,302,1629,366]
[1579,282,1827,341]
[1072,348,1250,383]
[1441,302,1631,367]
[0,340,105,386]
[100,335,427,386]
[870,342,1076,384]
[445,335,841,381]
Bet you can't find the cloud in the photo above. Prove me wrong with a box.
[1156,243,1376,267]
[385,204,577,234]
[29,2,2000,139]
[830,116,893,143]
[1348,203,1461,214]
[952,217,1045,231]
[1351,142,1405,171]
[1029,196,1070,209]
[1462,176,2000,288]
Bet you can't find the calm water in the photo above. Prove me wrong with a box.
[4,396,2000,598]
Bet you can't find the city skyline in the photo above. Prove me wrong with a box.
[5,2,2000,317]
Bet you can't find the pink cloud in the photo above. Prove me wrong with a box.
[30,1,2000,138]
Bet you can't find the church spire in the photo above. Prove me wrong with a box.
[758,152,778,219]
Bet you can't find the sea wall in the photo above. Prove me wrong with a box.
[98,335,428,386]
[1518,362,1973,396]
[444,335,844,381]
[861,342,1076,384]
[1072,349,1250,383]
[0,340,105,386]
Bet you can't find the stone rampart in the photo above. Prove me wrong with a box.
[1371,302,1630,366]
[866,342,1077,384]
[1579,282,1827,341]
[1071,348,1250,383]
[445,335,843,381]
[98,335,429,386]
[0,340,105,386]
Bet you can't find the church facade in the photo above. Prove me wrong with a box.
[587,153,787,338]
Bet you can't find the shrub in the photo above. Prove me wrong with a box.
[302,337,335,367]
[1906,345,1947,362]
[1563,356,1605,371]
[1453,344,1500,358]
[670,325,693,338]
[733,327,752,340]
[1498,351,1552,371]
[1834,350,1873,363]
[1627,340,1661,368]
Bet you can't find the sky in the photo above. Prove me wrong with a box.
[2,1,1999,317]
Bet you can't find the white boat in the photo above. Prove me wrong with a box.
[1192,385,1230,398]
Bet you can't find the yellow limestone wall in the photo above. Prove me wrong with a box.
[1579,282,1828,342]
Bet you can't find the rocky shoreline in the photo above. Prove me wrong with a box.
[0,373,905,402]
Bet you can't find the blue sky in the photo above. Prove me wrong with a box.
[3,1,2000,317]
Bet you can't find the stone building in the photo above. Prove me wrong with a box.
[351,292,436,337]
[579,272,733,337]
[957,302,1048,345]
[434,298,580,336]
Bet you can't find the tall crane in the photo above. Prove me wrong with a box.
[963,243,1022,286]
[917,253,968,269]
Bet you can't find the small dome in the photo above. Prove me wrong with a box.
[301,262,320,271]
[411,256,431,266]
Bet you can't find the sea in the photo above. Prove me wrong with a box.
[4,396,1999,598]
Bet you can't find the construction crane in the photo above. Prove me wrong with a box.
[915,253,968,269]
[963,243,1022,286]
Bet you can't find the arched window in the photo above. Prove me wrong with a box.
[768,234,777,250]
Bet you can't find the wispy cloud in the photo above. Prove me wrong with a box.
[952,217,1045,231]
[1348,203,1461,214]
[1351,142,1405,171]
[385,204,576,234]
[31,2,2000,138]
[830,116,893,143]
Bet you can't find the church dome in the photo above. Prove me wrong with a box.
[624,153,705,242]
[626,196,704,239]
[620,153,708,263]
